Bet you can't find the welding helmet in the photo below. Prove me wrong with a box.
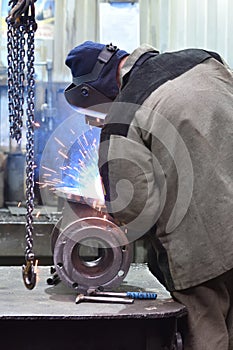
[64,41,129,118]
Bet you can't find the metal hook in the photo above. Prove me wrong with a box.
[22,260,37,290]
[7,0,27,22]
[7,0,36,25]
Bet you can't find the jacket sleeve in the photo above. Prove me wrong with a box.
[98,125,164,242]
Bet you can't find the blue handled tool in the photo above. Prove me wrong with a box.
[89,290,157,299]
[125,292,157,299]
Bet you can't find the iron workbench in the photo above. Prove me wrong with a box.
[0,263,187,350]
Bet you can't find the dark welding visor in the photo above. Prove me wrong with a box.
[64,44,119,117]
[64,82,112,113]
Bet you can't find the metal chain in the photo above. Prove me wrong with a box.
[16,25,26,141]
[7,23,18,140]
[6,0,37,289]
[7,25,25,142]
[12,26,22,141]
[25,20,36,262]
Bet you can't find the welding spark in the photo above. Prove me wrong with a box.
[42,166,57,174]
[78,139,86,152]
[59,166,67,171]
[40,183,48,188]
[78,159,85,167]
[79,149,86,159]
[82,132,88,146]
[34,122,40,128]
[54,179,64,184]
[58,150,68,159]
[60,127,104,203]
[41,127,104,204]
[54,137,66,148]
[66,173,78,181]
[92,138,97,147]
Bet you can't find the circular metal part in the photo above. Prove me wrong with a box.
[53,217,133,294]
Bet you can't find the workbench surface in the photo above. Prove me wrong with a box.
[0,264,186,320]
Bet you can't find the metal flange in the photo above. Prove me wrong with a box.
[53,216,133,294]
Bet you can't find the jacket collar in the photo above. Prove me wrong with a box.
[119,44,159,87]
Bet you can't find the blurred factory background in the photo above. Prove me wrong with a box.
[0,0,232,265]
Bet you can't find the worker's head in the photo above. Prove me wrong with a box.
[64,41,129,112]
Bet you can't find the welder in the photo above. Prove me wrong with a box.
[64,41,233,350]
